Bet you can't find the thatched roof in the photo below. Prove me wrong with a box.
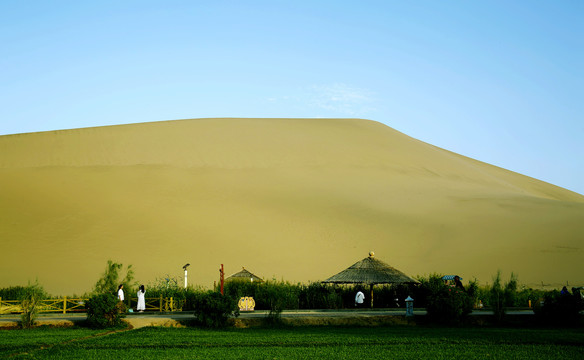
[225,267,264,282]
[322,252,419,285]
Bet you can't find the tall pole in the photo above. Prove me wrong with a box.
[220,264,225,295]
[182,264,190,289]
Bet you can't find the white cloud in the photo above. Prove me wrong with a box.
[261,83,377,117]
[308,83,377,116]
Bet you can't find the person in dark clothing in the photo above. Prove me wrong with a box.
[561,286,569,295]
[454,276,465,291]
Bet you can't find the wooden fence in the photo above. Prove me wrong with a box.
[0,296,183,315]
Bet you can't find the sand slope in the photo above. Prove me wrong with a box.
[0,118,582,295]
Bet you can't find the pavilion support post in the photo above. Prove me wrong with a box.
[370,284,374,308]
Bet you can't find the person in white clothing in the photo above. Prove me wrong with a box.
[117,284,125,302]
[355,290,365,307]
[137,285,146,312]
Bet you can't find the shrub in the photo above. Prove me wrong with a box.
[0,285,48,300]
[192,291,239,328]
[515,287,545,308]
[255,280,299,323]
[419,274,473,324]
[534,290,583,326]
[85,293,126,328]
[19,283,46,329]
[298,282,343,309]
[144,276,205,311]
[223,279,261,303]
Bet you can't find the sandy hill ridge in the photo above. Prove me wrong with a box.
[0,118,582,295]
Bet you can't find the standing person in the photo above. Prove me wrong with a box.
[561,286,569,295]
[137,285,146,312]
[117,284,125,302]
[454,276,465,291]
[355,290,365,307]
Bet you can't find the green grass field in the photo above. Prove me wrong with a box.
[2,326,583,359]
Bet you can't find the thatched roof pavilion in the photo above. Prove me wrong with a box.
[322,252,418,307]
[225,267,264,283]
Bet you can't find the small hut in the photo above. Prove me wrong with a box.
[225,267,264,283]
[322,252,418,307]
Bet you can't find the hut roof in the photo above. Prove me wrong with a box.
[322,252,419,285]
[442,275,463,281]
[225,267,264,282]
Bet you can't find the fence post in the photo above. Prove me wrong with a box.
[0,297,2,314]
[159,295,163,312]
[63,296,67,314]
[170,297,174,312]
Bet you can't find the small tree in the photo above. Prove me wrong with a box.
[93,260,136,295]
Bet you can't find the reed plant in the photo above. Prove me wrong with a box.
[489,271,517,323]
[19,283,46,329]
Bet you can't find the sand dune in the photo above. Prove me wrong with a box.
[0,118,582,295]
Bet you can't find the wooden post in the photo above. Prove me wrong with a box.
[159,295,163,312]
[0,297,2,314]
[170,297,174,312]
[370,284,374,308]
[220,264,225,295]
[63,296,67,314]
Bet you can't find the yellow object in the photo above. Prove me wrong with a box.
[238,297,255,311]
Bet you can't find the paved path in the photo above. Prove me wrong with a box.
[0,309,535,328]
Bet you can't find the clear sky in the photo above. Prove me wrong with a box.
[1,1,582,195]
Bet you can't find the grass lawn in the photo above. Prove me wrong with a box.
[2,326,583,359]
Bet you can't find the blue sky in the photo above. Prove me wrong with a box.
[1,1,582,195]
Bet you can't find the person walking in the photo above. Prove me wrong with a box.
[137,285,146,312]
[355,290,365,307]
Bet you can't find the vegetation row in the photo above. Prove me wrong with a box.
[2,261,581,329]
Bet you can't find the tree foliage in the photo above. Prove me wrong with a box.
[93,260,136,295]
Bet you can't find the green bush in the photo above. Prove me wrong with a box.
[224,280,425,310]
[85,293,126,328]
[298,282,343,309]
[255,281,298,323]
[419,274,473,324]
[515,287,545,308]
[223,279,261,303]
[534,290,583,326]
[192,291,239,328]
[223,280,300,313]
[0,285,49,300]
